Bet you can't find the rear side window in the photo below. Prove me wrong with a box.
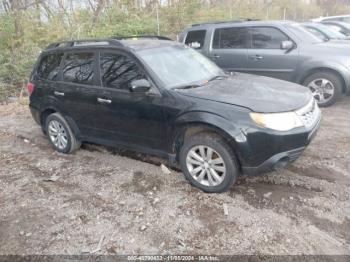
[100,53,145,90]
[185,30,206,49]
[212,27,247,49]
[251,27,289,49]
[37,53,63,81]
[62,52,94,85]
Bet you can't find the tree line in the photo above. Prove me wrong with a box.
[1,0,350,100]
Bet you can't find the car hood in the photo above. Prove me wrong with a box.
[175,73,312,113]
[316,41,350,48]
[328,39,350,43]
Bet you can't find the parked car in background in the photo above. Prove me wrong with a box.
[311,15,350,24]
[302,22,350,41]
[180,20,350,107]
[28,37,321,193]
[321,21,350,36]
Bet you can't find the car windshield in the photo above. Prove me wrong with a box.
[136,45,224,89]
[316,24,345,39]
[286,23,324,43]
[312,24,346,39]
[336,22,350,30]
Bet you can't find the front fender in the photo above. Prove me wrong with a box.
[168,110,250,166]
[296,60,350,92]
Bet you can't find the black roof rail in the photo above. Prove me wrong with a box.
[191,18,260,27]
[45,39,123,50]
[113,35,172,41]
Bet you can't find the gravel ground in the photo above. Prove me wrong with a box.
[0,98,349,255]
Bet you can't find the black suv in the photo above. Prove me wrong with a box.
[28,37,321,193]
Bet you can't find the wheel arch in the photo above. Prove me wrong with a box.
[39,107,80,137]
[299,67,346,93]
[40,107,57,127]
[171,121,243,171]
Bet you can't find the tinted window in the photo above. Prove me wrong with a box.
[100,53,144,90]
[185,30,206,49]
[251,27,289,49]
[37,53,63,81]
[212,27,247,49]
[63,52,94,85]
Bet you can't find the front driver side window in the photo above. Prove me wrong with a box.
[251,27,289,49]
[100,53,145,90]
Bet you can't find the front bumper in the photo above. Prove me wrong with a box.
[242,147,305,176]
[241,107,321,176]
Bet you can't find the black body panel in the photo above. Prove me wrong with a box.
[28,39,320,175]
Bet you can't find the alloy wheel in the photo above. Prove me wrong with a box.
[307,78,335,104]
[186,145,226,187]
[48,120,68,150]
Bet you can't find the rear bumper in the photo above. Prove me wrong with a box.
[29,105,40,125]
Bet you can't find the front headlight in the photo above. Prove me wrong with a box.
[250,112,304,131]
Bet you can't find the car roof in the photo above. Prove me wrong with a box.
[186,20,294,30]
[321,21,350,28]
[311,15,350,22]
[302,22,326,28]
[42,37,180,54]
[120,39,182,51]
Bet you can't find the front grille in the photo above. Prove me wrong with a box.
[296,98,321,129]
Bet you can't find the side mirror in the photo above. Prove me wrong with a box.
[130,79,151,93]
[281,40,294,51]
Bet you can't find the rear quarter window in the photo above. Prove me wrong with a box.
[185,30,207,49]
[37,53,63,81]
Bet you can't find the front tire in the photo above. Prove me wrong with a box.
[303,71,342,107]
[179,132,238,193]
[45,113,81,153]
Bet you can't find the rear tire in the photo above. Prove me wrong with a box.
[303,71,342,107]
[45,113,81,154]
[179,132,238,193]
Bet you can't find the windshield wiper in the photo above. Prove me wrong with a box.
[172,84,202,90]
[172,75,228,90]
[208,74,228,82]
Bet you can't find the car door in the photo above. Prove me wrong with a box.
[94,51,167,151]
[58,50,103,138]
[34,52,65,111]
[246,26,299,81]
[207,26,249,72]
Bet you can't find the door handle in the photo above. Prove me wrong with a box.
[211,54,221,59]
[97,98,112,104]
[54,91,65,97]
[250,55,263,60]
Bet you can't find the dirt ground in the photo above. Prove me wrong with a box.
[0,98,349,256]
